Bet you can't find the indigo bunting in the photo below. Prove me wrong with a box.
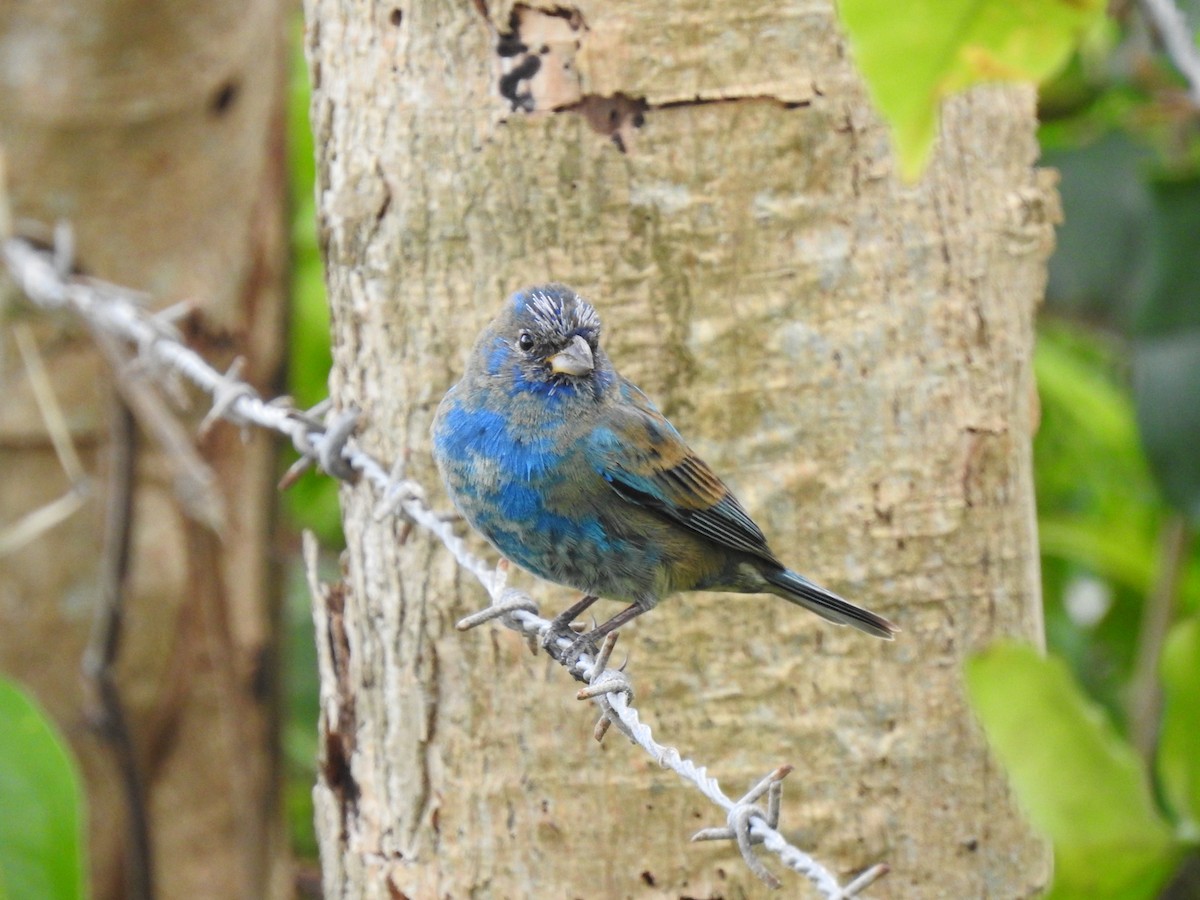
[432,285,896,655]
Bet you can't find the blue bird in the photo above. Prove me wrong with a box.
[432,285,896,657]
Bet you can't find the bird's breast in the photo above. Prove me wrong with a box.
[433,396,655,597]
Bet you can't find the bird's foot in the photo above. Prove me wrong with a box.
[539,612,586,652]
[560,629,604,674]
[540,595,601,666]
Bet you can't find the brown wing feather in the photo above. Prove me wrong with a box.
[589,379,777,563]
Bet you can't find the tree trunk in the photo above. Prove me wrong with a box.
[0,2,292,898]
[305,1,1055,896]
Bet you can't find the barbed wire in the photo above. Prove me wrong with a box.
[3,229,888,898]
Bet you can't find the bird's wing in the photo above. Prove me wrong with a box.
[584,379,777,563]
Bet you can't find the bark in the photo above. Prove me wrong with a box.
[0,2,292,898]
[305,0,1055,896]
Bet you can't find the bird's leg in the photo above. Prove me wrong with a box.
[565,601,649,666]
[542,594,601,653]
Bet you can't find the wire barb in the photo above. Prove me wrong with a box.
[318,407,361,481]
[576,670,632,701]
[842,864,891,897]
[574,633,635,743]
[692,765,793,889]
[454,589,540,631]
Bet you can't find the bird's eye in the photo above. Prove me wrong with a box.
[517,331,534,352]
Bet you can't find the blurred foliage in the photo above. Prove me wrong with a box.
[1134,172,1200,521]
[1041,2,1200,526]
[970,1,1200,896]
[0,678,86,900]
[1159,617,1200,839]
[838,0,1107,179]
[966,643,1189,899]
[286,15,342,546]
[283,559,322,863]
[1035,322,1200,719]
[283,17,334,864]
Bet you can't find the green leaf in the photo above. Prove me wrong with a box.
[838,0,1107,179]
[1159,616,1200,837]
[965,643,1179,899]
[0,678,86,900]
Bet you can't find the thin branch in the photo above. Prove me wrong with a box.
[1139,0,1200,106]
[13,323,88,482]
[81,391,154,900]
[1129,513,1191,759]
[0,490,88,556]
[0,324,92,556]
[4,230,888,897]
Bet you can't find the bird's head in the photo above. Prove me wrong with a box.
[476,284,614,399]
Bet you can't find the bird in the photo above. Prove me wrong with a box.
[431,284,897,660]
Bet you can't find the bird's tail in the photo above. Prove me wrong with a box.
[762,567,897,640]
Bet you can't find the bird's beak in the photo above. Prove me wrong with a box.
[548,335,594,376]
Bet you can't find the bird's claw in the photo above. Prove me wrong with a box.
[540,595,604,676]
[574,632,632,742]
[564,630,603,670]
[540,613,584,652]
[541,625,601,680]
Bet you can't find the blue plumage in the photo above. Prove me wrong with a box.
[432,285,897,649]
